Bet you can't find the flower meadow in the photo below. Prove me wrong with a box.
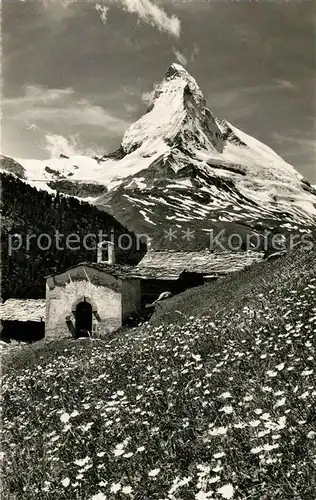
[1,248,316,499]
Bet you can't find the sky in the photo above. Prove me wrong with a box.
[1,0,315,182]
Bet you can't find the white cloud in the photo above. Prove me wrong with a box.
[35,0,181,38]
[274,79,296,90]
[95,3,109,24]
[173,48,187,66]
[43,133,81,158]
[124,103,138,114]
[190,44,200,62]
[37,0,74,6]
[4,84,128,133]
[39,129,105,158]
[120,0,180,38]
[141,90,154,105]
[273,133,315,149]
[26,121,41,132]
[6,85,74,105]
[141,79,162,107]
[36,0,76,20]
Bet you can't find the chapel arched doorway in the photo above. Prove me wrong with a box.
[75,301,92,338]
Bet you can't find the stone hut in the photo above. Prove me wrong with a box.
[45,241,141,339]
[0,299,46,342]
[133,249,264,305]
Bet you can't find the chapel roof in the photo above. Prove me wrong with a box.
[46,262,134,280]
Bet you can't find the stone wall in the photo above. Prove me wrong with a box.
[45,266,122,339]
[121,279,141,321]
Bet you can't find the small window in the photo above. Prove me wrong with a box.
[97,241,115,265]
[98,241,109,263]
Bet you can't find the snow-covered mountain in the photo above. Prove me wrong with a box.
[2,63,316,248]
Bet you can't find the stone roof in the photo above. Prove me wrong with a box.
[75,262,134,279]
[0,299,46,322]
[48,251,265,282]
[132,250,264,279]
[47,262,134,280]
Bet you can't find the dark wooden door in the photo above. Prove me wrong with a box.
[75,301,92,338]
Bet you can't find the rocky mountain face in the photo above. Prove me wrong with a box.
[2,64,316,249]
[0,155,26,179]
[95,64,316,248]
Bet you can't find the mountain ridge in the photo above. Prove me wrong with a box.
[1,63,315,249]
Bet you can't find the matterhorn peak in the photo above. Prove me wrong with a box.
[122,63,210,153]
[164,62,205,108]
[165,62,187,76]
[165,62,199,84]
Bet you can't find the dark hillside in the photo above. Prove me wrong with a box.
[0,173,146,299]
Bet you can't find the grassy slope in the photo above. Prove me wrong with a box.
[1,246,316,500]
[150,245,316,326]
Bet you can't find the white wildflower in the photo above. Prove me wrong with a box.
[110,483,121,493]
[243,394,254,401]
[251,446,263,454]
[273,398,286,409]
[274,390,284,397]
[261,413,270,420]
[258,430,270,438]
[60,412,70,424]
[219,405,234,414]
[195,491,213,500]
[208,426,227,436]
[233,422,246,429]
[113,448,124,457]
[276,362,285,371]
[277,416,287,429]
[263,443,279,451]
[192,354,202,362]
[122,485,133,494]
[197,464,210,474]
[74,456,90,467]
[169,476,192,494]
[212,464,223,472]
[301,369,313,376]
[113,443,125,457]
[299,391,309,399]
[91,493,107,500]
[148,468,160,477]
[219,392,232,399]
[61,477,70,487]
[209,475,220,483]
[217,483,234,499]
[249,420,261,428]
